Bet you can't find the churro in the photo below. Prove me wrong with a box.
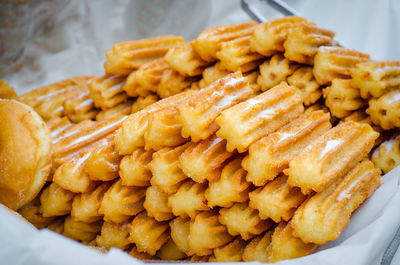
[205,157,252,208]
[99,180,145,223]
[313,46,369,85]
[286,121,379,194]
[179,72,253,142]
[287,66,321,105]
[89,74,128,110]
[283,23,334,65]
[71,182,111,222]
[249,174,306,222]
[193,22,257,62]
[291,160,381,244]
[324,79,366,118]
[216,36,263,72]
[144,185,174,221]
[96,221,132,250]
[127,211,170,256]
[188,211,233,256]
[178,135,234,183]
[115,90,195,155]
[165,42,209,76]
[40,182,75,217]
[104,36,183,75]
[119,148,153,186]
[351,61,400,98]
[219,201,274,240]
[149,143,191,194]
[168,180,209,219]
[257,54,298,91]
[367,88,400,129]
[243,110,331,186]
[216,81,304,152]
[372,133,400,173]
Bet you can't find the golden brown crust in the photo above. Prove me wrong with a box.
[283,23,335,65]
[351,61,400,98]
[128,246,156,260]
[216,82,304,153]
[84,136,121,182]
[286,121,379,194]
[257,54,298,91]
[99,179,145,223]
[17,196,55,229]
[64,90,98,123]
[249,174,306,222]
[242,230,273,262]
[169,217,192,256]
[40,182,75,217]
[115,90,195,155]
[165,42,210,77]
[209,238,246,262]
[157,239,187,260]
[266,222,318,262]
[20,76,94,120]
[189,255,210,262]
[104,36,183,75]
[287,66,321,105]
[324,79,366,118]
[198,62,232,89]
[313,46,370,85]
[53,114,126,168]
[119,148,154,186]
[71,182,111,222]
[127,211,170,256]
[168,179,209,219]
[95,221,132,250]
[149,143,191,194]
[96,100,132,121]
[216,36,263,72]
[188,211,233,256]
[88,74,128,110]
[144,105,187,151]
[123,59,169,97]
[193,22,257,62]
[157,68,198,99]
[178,135,234,183]
[53,134,116,193]
[46,217,65,234]
[219,201,274,240]
[179,72,253,142]
[367,88,400,129]
[144,185,174,221]
[205,157,252,208]
[63,215,102,241]
[372,133,400,173]
[0,100,52,210]
[243,110,331,186]
[131,94,159,114]
[291,160,381,244]
[251,16,311,56]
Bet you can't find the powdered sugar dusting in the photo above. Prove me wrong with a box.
[319,139,343,159]
[336,170,369,201]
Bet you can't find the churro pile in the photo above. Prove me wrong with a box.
[1,16,400,263]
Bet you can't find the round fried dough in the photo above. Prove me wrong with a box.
[0,99,52,210]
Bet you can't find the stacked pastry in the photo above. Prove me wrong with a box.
[0,16,399,263]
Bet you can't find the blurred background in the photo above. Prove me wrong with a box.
[1,0,399,94]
